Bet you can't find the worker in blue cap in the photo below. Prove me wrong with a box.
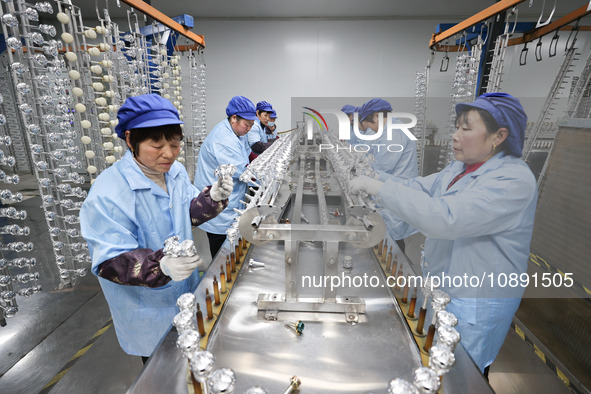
[265,109,278,140]
[341,104,356,127]
[354,98,419,252]
[80,94,232,361]
[194,96,257,257]
[247,100,277,160]
[350,92,538,377]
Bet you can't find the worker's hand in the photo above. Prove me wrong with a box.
[349,175,384,196]
[210,175,233,202]
[160,254,203,281]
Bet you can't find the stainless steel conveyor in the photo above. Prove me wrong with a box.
[128,126,493,393]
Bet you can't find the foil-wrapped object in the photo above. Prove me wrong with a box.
[214,164,236,185]
[436,310,458,327]
[387,378,419,394]
[226,226,238,246]
[176,292,196,312]
[163,236,196,257]
[413,366,440,393]
[208,368,236,393]
[431,289,450,306]
[190,350,215,381]
[173,310,196,334]
[431,289,450,312]
[428,345,456,376]
[437,324,461,352]
[176,329,201,357]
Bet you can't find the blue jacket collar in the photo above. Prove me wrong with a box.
[120,150,180,193]
[449,151,507,176]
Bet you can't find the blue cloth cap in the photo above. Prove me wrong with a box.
[115,94,183,139]
[359,98,392,122]
[340,104,356,114]
[256,100,273,112]
[270,110,277,118]
[226,96,257,120]
[455,92,527,157]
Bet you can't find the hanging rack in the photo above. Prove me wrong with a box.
[429,0,526,48]
[430,1,590,51]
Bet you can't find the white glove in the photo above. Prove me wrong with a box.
[210,175,233,202]
[160,254,203,281]
[349,175,384,196]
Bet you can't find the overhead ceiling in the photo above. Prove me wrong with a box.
[81,0,589,21]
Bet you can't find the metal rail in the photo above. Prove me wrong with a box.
[429,0,525,48]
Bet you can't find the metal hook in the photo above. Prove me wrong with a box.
[549,31,559,57]
[131,10,140,34]
[565,19,580,52]
[479,21,490,45]
[459,31,468,53]
[502,7,519,36]
[535,37,543,61]
[520,43,528,66]
[440,51,449,72]
[95,0,102,21]
[536,0,557,28]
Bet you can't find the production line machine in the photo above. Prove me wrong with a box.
[128,123,493,393]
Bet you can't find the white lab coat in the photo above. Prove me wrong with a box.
[194,119,250,234]
[378,151,537,370]
[80,150,201,356]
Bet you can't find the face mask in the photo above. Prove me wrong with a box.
[267,121,275,127]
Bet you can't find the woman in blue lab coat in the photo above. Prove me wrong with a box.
[350,92,538,374]
[355,98,419,252]
[80,94,232,360]
[247,100,277,160]
[194,96,258,258]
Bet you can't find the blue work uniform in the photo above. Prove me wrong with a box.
[194,119,250,234]
[80,150,201,356]
[267,125,278,140]
[377,151,537,371]
[247,119,267,146]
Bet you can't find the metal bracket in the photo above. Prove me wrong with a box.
[440,53,449,72]
[549,31,559,57]
[520,43,528,66]
[535,37,543,61]
[257,293,366,322]
[345,312,359,324]
[264,309,278,321]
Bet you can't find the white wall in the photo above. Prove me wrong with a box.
[194,18,591,135]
